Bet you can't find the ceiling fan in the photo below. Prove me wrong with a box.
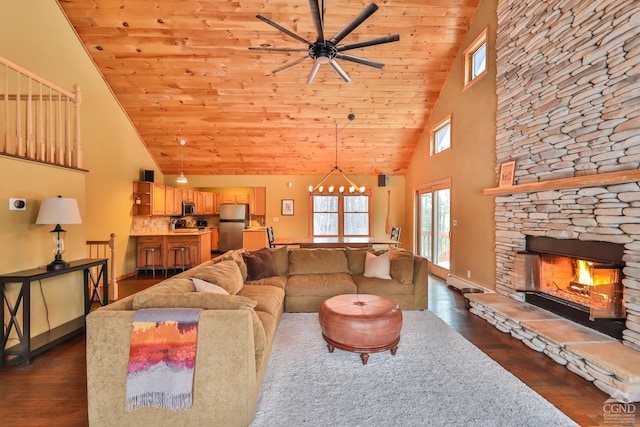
[249,0,399,84]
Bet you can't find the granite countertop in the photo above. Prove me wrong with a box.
[131,228,212,237]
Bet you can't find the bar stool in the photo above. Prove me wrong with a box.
[167,245,192,276]
[136,246,163,278]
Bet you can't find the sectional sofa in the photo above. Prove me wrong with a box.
[85,246,429,426]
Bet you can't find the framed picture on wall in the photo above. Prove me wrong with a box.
[281,199,294,216]
[499,160,516,187]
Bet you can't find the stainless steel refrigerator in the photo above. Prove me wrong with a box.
[219,204,249,252]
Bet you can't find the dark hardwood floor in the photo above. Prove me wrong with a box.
[0,274,610,426]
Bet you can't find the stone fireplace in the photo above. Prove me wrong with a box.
[514,236,625,339]
[493,0,640,354]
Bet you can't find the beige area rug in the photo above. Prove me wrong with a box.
[251,310,578,427]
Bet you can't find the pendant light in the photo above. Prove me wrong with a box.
[176,139,188,184]
[309,114,365,194]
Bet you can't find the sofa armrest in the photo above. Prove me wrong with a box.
[86,309,258,427]
[412,256,429,309]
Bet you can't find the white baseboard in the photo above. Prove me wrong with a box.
[445,274,492,293]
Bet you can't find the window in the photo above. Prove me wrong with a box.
[430,115,451,155]
[464,28,487,88]
[311,191,371,236]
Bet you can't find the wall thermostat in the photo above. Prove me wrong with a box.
[9,198,26,211]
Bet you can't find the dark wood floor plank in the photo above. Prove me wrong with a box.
[0,273,612,426]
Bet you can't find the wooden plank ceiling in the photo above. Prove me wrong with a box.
[56,0,481,176]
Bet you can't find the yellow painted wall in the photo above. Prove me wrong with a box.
[0,1,158,338]
[404,0,498,288]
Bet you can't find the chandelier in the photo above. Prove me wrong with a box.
[309,114,365,194]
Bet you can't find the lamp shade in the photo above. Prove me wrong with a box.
[36,196,82,225]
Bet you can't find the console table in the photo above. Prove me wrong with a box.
[0,258,108,366]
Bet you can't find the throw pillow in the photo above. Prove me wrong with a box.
[193,260,244,295]
[389,246,415,284]
[270,245,289,276]
[243,247,279,281]
[213,249,248,281]
[363,250,392,279]
[345,247,371,275]
[192,277,230,295]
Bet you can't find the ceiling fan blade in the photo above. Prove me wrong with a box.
[256,14,313,46]
[272,56,310,74]
[308,0,324,42]
[335,53,384,69]
[328,60,351,83]
[249,46,309,52]
[338,34,400,52]
[306,59,323,84]
[329,3,379,45]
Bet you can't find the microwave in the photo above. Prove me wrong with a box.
[182,202,196,216]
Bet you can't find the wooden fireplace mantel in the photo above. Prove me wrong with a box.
[483,169,640,196]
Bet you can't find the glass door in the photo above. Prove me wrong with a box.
[416,180,451,279]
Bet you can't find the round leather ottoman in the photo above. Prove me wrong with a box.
[318,294,402,365]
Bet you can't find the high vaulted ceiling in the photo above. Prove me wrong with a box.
[56,0,481,176]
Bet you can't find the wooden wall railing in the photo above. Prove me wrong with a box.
[86,233,118,301]
[0,55,82,169]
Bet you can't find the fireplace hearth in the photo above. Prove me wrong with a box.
[515,236,625,339]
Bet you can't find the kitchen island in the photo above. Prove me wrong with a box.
[131,229,212,274]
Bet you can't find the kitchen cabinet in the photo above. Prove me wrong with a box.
[203,192,214,215]
[235,193,250,204]
[221,193,236,204]
[152,183,166,215]
[194,191,204,215]
[243,229,267,250]
[133,181,153,216]
[165,186,181,216]
[253,187,266,216]
[211,227,219,251]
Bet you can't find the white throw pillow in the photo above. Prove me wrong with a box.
[363,251,392,279]
[192,277,230,295]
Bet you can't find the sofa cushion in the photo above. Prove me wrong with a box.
[288,248,349,275]
[389,247,415,284]
[245,275,287,289]
[136,277,195,297]
[132,291,257,310]
[192,277,230,295]
[352,274,415,296]
[213,249,248,281]
[194,260,244,295]
[270,246,289,276]
[243,247,279,281]
[364,251,392,279]
[238,284,285,318]
[285,273,357,297]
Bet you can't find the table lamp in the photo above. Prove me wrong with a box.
[36,195,82,270]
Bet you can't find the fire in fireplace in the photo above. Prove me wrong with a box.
[515,236,625,339]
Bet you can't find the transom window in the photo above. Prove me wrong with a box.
[430,115,451,155]
[311,192,371,236]
[464,28,488,88]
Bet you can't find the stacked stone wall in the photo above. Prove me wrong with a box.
[495,0,640,350]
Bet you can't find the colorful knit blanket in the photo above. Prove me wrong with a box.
[126,308,203,412]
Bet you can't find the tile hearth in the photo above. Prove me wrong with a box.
[465,292,640,402]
